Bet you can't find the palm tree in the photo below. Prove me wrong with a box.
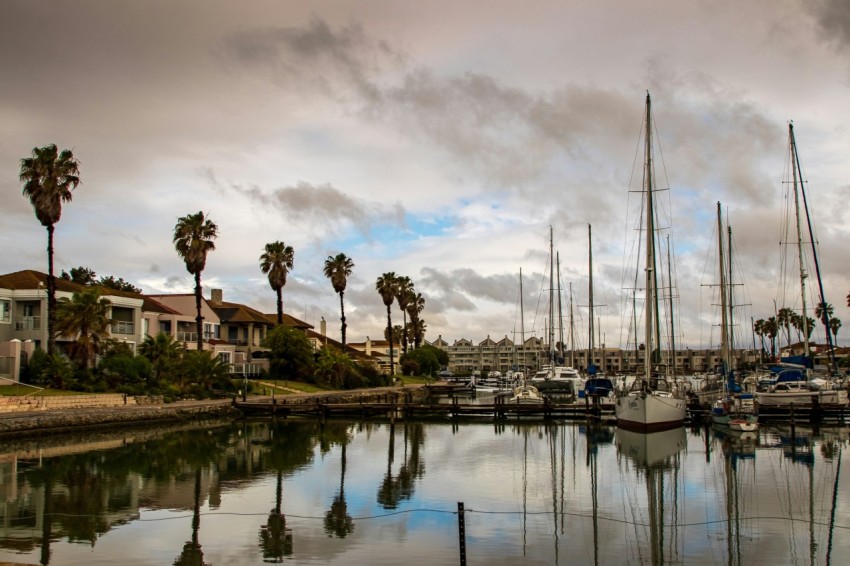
[765,316,779,360]
[776,307,794,348]
[395,276,414,355]
[815,302,834,327]
[173,212,218,351]
[20,144,81,355]
[260,241,295,325]
[830,318,842,345]
[323,253,354,348]
[376,272,398,376]
[54,287,112,370]
[753,318,767,358]
[139,332,185,383]
[406,292,426,348]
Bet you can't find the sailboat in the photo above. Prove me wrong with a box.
[614,92,687,432]
[755,124,847,409]
[583,223,615,401]
[710,203,758,431]
[530,227,583,397]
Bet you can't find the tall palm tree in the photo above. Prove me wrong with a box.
[830,318,842,345]
[54,287,112,370]
[323,253,354,348]
[406,292,426,348]
[139,332,185,383]
[260,241,295,325]
[395,276,414,355]
[765,316,779,360]
[753,319,767,358]
[376,272,397,376]
[20,144,81,355]
[776,307,794,348]
[173,212,218,351]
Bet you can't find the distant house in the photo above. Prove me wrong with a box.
[347,335,397,375]
[0,269,145,382]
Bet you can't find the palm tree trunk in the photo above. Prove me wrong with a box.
[386,305,394,376]
[46,224,56,355]
[276,288,283,325]
[194,271,204,351]
[339,292,347,348]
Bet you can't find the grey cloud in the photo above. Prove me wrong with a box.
[220,17,401,102]
[807,0,850,50]
[164,275,184,289]
[207,170,405,238]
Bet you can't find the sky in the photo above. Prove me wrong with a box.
[2,0,850,350]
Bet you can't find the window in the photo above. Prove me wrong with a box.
[0,300,9,323]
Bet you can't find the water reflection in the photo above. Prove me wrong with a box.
[0,419,847,565]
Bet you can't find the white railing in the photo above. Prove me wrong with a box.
[230,363,266,377]
[14,316,41,331]
[111,321,135,334]
[176,332,199,342]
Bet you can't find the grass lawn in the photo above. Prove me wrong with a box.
[253,379,330,394]
[397,375,432,386]
[0,384,80,396]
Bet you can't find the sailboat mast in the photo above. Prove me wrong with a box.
[667,234,676,380]
[549,226,555,366]
[557,252,565,362]
[790,123,837,373]
[569,283,576,368]
[727,224,736,371]
[588,223,595,372]
[717,202,730,375]
[789,125,811,357]
[644,92,657,382]
[520,268,525,372]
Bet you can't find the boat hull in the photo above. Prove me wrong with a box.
[755,389,848,407]
[615,392,686,432]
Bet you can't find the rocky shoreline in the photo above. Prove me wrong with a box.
[0,398,238,438]
[0,385,428,438]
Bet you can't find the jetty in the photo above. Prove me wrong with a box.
[233,388,617,422]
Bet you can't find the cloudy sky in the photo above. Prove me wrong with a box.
[2,0,849,350]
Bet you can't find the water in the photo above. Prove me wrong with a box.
[0,418,847,565]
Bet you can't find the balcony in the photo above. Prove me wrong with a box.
[111,321,135,335]
[177,332,199,343]
[14,316,41,331]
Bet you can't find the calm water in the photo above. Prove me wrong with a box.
[0,417,847,565]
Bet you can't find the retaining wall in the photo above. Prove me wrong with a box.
[0,393,137,413]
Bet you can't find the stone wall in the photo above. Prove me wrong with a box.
[0,393,136,413]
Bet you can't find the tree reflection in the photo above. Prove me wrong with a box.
[255,420,316,562]
[259,469,293,562]
[323,422,354,538]
[173,468,208,566]
[377,423,425,510]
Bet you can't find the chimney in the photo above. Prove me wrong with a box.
[366,336,371,356]
[320,317,326,337]
[210,289,223,305]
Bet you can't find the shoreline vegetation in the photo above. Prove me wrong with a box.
[0,379,431,439]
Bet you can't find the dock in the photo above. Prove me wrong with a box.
[233,395,617,422]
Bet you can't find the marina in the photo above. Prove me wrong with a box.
[233,387,849,425]
[1,418,848,565]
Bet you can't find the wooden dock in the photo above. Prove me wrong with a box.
[234,393,848,425]
[233,396,617,421]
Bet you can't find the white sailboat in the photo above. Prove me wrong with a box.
[755,124,847,409]
[615,92,687,432]
[710,202,758,431]
[530,227,583,397]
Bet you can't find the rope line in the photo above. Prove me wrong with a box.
[11,508,849,531]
